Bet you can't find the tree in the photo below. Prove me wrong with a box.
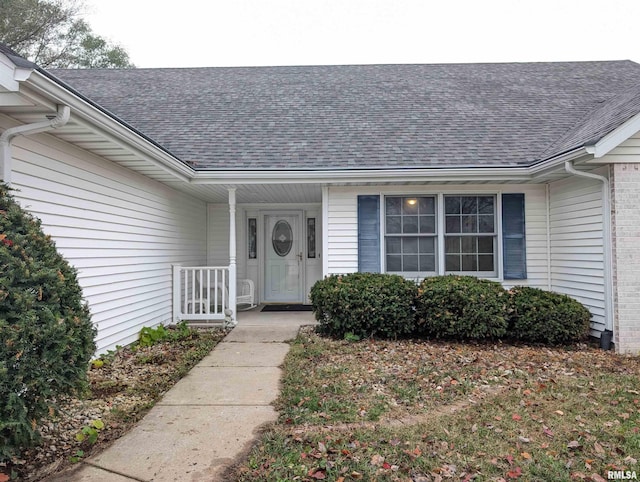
[0,183,96,460]
[0,0,134,68]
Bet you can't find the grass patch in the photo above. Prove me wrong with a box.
[230,328,640,481]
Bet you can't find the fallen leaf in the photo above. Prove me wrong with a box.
[518,436,530,443]
[512,414,522,421]
[370,454,384,466]
[521,452,532,459]
[567,440,581,449]
[382,462,392,470]
[555,410,564,416]
[590,474,606,482]
[543,427,554,438]
[594,442,605,454]
[308,468,326,479]
[506,466,523,479]
[0,474,9,482]
[351,471,363,479]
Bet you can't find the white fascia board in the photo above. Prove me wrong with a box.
[26,71,195,181]
[189,167,534,184]
[585,111,640,158]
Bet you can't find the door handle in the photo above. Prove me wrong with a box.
[297,252,303,262]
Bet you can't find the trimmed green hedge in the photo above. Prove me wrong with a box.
[507,286,592,344]
[312,272,593,345]
[310,273,417,339]
[0,184,96,461]
[415,275,508,339]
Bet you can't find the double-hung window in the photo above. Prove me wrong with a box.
[444,195,497,277]
[383,194,498,278]
[384,196,437,277]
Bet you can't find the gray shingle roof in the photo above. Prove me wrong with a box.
[49,61,640,170]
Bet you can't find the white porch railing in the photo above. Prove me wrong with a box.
[172,265,236,326]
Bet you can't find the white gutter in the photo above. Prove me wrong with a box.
[564,161,614,332]
[1,104,71,184]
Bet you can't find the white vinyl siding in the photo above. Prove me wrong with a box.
[9,130,207,355]
[549,172,605,334]
[325,184,549,290]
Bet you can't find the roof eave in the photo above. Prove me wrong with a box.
[584,110,640,158]
[24,70,196,181]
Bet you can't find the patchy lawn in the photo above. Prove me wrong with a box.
[229,328,640,481]
[3,326,227,482]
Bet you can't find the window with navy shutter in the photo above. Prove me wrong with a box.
[357,195,380,272]
[502,193,527,279]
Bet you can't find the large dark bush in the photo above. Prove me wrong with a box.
[415,275,508,339]
[310,273,417,339]
[507,286,591,344]
[0,184,96,461]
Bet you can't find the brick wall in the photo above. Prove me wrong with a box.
[610,163,640,354]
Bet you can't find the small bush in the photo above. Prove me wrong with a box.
[310,273,417,339]
[507,286,591,344]
[0,184,96,461]
[415,275,508,339]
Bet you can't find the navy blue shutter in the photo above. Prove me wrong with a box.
[357,195,381,272]
[502,193,527,279]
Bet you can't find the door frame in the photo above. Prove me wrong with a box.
[259,210,306,303]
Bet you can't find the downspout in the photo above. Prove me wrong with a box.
[1,105,71,184]
[564,161,614,334]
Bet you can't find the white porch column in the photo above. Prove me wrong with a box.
[228,188,237,323]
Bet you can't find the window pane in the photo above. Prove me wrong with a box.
[477,236,494,253]
[386,197,401,215]
[403,237,418,254]
[403,216,418,233]
[461,196,477,214]
[478,196,494,214]
[419,215,435,233]
[478,215,494,233]
[462,254,477,271]
[478,255,494,271]
[387,216,401,233]
[445,196,460,214]
[386,237,402,253]
[420,255,436,272]
[461,215,477,233]
[419,237,435,254]
[446,215,460,233]
[403,198,419,215]
[419,197,435,214]
[445,236,460,254]
[387,255,402,271]
[446,254,460,271]
[248,218,257,259]
[461,236,476,253]
[403,255,419,271]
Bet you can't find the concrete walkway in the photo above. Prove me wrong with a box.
[51,310,315,482]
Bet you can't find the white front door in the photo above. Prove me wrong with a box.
[264,213,303,302]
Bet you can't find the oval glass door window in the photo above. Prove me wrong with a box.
[272,220,293,256]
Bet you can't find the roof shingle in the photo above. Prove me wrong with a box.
[49,61,640,170]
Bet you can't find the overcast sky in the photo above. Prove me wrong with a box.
[83,0,639,68]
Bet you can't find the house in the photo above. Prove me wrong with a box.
[1,43,640,354]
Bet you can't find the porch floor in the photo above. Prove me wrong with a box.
[51,306,315,482]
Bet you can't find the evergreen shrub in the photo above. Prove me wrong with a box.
[415,275,508,339]
[507,286,592,344]
[0,184,96,461]
[310,273,417,339]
